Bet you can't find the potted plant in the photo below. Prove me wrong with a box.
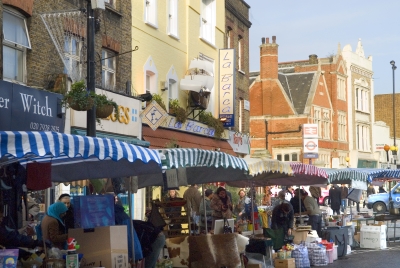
[169,99,187,124]
[198,112,225,139]
[151,94,167,111]
[94,94,119,120]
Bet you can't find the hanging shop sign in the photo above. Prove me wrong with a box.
[219,48,236,127]
[0,80,64,132]
[227,131,250,154]
[141,100,169,131]
[71,89,142,138]
[303,123,318,159]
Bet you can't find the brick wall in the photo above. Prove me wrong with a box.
[375,94,400,139]
[225,0,251,134]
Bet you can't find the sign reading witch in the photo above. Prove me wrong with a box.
[0,80,64,132]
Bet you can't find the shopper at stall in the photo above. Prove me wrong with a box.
[340,184,349,213]
[273,190,288,207]
[0,202,43,253]
[164,189,182,233]
[262,186,272,206]
[58,193,74,231]
[290,188,306,214]
[210,187,233,229]
[285,186,294,201]
[235,189,247,220]
[245,188,258,221]
[309,186,321,206]
[41,202,68,249]
[271,202,294,250]
[328,184,342,215]
[298,189,322,237]
[199,189,213,232]
[183,184,202,233]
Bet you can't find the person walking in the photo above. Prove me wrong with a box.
[234,189,247,220]
[183,184,202,233]
[340,184,349,213]
[329,184,342,215]
[297,190,322,237]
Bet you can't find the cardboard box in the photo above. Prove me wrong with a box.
[246,264,262,268]
[360,225,387,249]
[73,195,115,228]
[274,258,295,268]
[292,229,309,244]
[69,226,129,268]
[354,233,360,243]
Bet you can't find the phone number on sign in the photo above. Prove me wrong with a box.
[30,122,60,132]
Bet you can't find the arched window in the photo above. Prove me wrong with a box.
[143,56,158,94]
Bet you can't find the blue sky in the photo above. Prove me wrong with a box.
[245,0,400,95]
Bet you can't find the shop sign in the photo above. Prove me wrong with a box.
[219,48,236,127]
[227,131,250,154]
[161,115,229,139]
[357,159,377,168]
[303,124,318,138]
[0,80,64,132]
[303,139,318,154]
[141,101,168,131]
[71,89,142,138]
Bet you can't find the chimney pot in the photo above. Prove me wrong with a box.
[272,36,276,43]
[262,37,265,44]
[266,37,269,44]
[309,54,318,64]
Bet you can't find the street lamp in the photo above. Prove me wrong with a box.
[345,156,350,168]
[390,60,397,166]
[384,144,390,168]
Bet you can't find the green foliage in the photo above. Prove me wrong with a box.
[94,94,119,118]
[199,112,225,139]
[165,138,179,148]
[152,93,166,110]
[169,99,187,124]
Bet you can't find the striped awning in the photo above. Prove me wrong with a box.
[0,131,162,182]
[244,156,293,177]
[290,163,328,178]
[326,168,400,184]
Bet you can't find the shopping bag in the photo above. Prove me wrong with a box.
[263,228,284,250]
[291,245,310,268]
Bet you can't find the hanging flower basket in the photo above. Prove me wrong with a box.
[96,104,114,119]
[67,97,94,111]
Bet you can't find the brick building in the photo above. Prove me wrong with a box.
[225,0,251,136]
[249,37,349,167]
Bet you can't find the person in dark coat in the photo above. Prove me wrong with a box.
[340,184,349,213]
[58,194,74,231]
[271,203,294,251]
[290,188,306,214]
[328,185,342,215]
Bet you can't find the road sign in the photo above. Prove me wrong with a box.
[304,153,319,159]
[303,138,318,153]
[303,124,318,138]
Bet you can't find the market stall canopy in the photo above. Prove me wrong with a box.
[136,148,249,188]
[326,168,400,186]
[0,131,162,183]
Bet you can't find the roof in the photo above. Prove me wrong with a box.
[278,72,315,114]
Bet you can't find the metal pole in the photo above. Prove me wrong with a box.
[86,0,96,137]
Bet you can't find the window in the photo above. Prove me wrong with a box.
[168,0,178,37]
[104,0,116,8]
[200,0,215,44]
[292,153,298,162]
[145,0,158,27]
[313,107,322,138]
[337,76,346,100]
[3,8,31,83]
[166,65,178,101]
[277,154,282,161]
[284,154,290,161]
[238,37,243,71]
[356,87,370,113]
[322,109,331,139]
[226,28,231,48]
[238,99,243,132]
[338,112,347,141]
[101,49,116,90]
[144,56,158,94]
[276,152,298,161]
[64,35,82,80]
[356,124,370,152]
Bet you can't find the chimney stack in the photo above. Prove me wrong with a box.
[260,36,278,80]
[261,37,265,44]
[309,54,318,64]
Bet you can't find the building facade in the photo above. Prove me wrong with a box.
[249,37,349,167]
[342,39,378,168]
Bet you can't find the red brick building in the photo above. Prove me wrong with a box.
[249,37,349,167]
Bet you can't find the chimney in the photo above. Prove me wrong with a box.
[309,54,318,64]
[260,36,278,80]
[261,37,265,44]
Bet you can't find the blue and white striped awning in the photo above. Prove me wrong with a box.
[0,131,162,182]
[325,168,400,184]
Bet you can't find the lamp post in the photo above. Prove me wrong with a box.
[345,156,350,168]
[86,0,96,137]
[390,60,397,166]
[384,144,390,168]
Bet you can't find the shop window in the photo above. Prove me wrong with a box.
[200,0,215,44]
[101,49,116,90]
[168,0,178,38]
[3,7,31,83]
[145,0,158,28]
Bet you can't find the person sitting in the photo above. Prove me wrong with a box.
[58,194,74,231]
[0,202,43,256]
[41,202,68,249]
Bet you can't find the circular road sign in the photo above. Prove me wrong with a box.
[305,140,317,151]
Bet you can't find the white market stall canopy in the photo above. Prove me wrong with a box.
[139,148,249,187]
[0,131,162,183]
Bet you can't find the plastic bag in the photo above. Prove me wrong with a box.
[291,245,310,268]
[47,247,63,259]
[308,245,327,266]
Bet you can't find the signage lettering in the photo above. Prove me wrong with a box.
[219,49,235,127]
[0,97,10,108]
[108,106,130,124]
[20,93,53,117]
[163,116,216,137]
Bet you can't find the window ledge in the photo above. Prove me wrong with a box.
[168,33,180,41]
[145,21,158,29]
[105,5,122,17]
[199,37,217,49]
[238,70,246,75]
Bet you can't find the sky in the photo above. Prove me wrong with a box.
[245,0,400,95]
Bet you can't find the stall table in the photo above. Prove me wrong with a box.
[375,214,400,245]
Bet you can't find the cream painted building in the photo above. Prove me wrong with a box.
[342,39,378,168]
[131,0,225,115]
